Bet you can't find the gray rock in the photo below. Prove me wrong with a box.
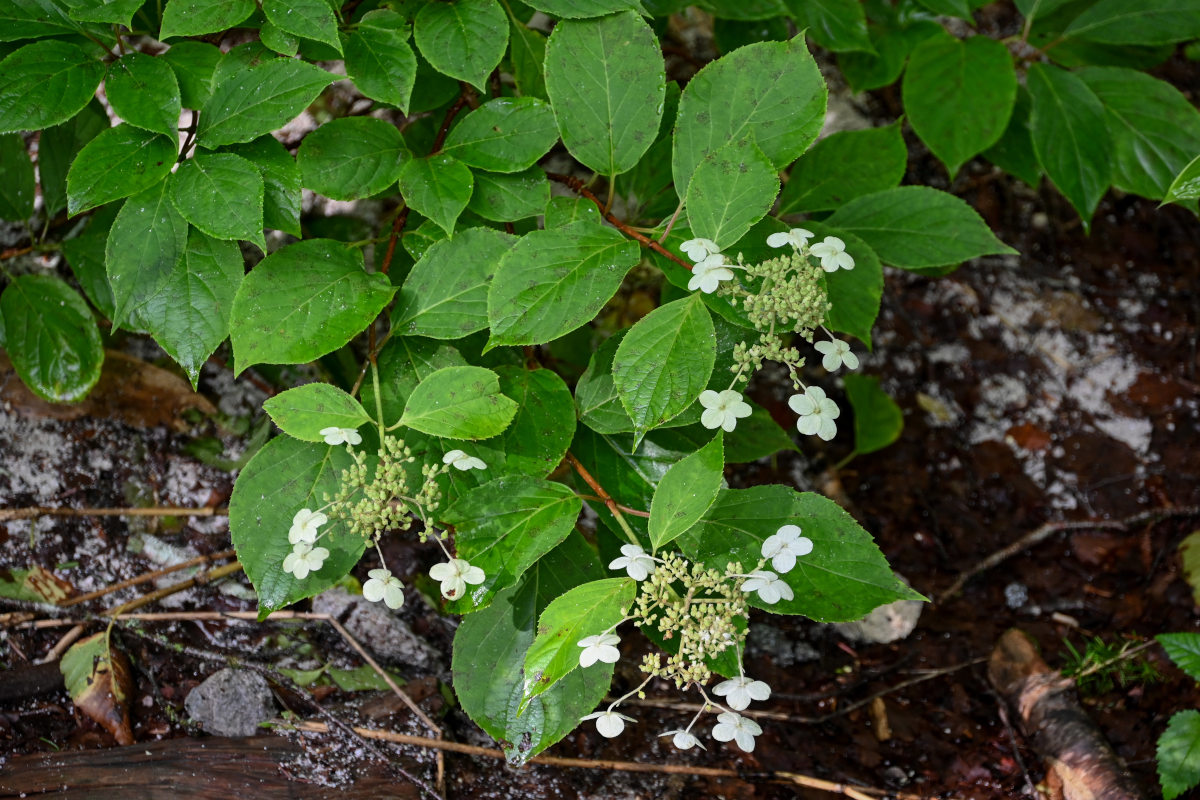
[832,597,924,645]
[185,668,275,737]
[312,587,443,675]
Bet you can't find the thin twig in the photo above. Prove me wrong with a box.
[0,505,226,522]
[61,548,236,607]
[565,452,640,544]
[103,561,244,617]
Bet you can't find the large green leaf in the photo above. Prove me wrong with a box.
[226,135,302,236]
[105,180,189,327]
[298,116,409,201]
[264,383,372,442]
[678,486,924,621]
[524,0,642,16]
[38,98,107,217]
[487,222,639,347]
[467,168,550,221]
[543,11,664,177]
[1165,154,1200,207]
[413,0,507,91]
[229,437,365,616]
[649,432,723,551]
[685,139,779,248]
[263,0,342,54]
[1027,62,1111,228]
[445,476,582,613]
[785,0,873,53]
[160,0,254,38]
[443,97,559,174]
[0,0,88,40]
[105,52,181,138]
[825,186,1016,272]
[169,152,266,250]
[1158,710,1200,800]
[838,18,942,93]
[197,57,333,147]
[612,294,716,439]
[1065,0,1200,46]
[486,366,575,477]
[0,40,105,134]
[393,227,515,339]
[844,373,902,456]
[509,20,547,100]
[902,32,1017,177]
[672,36,825,195]
[1158,633,1200,683]
[67,126,177,216]
[61,203,117,320]
[229,239,396,373]
[575,331,635,435]
[983,86,1042,187]
[778,122,906,214]
[161,41,222,109]
[0,133,34,221]
[398,365,518,439]
[345,9,416,113]
[397,153,474,235]
[0,274,102,403]
[366,337,469,424]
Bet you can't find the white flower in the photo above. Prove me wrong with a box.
[713,676,772,711]
[698,389,752,432]
[443,449,487,471]
[320,426,362,446]
[363,568,405,610]
[711,711,762,752]
[608,544,656,581]
[741,569,794,604]
[761,524,814,574]
[687,255,736,294]
[581,710,634,738]
[661,729,705,750]
[809,236,855,272]
[814,338,859,372]
[578,633,621,668]
[766,227,814,250]
[429,557,486,600]
[680,237,720,263]
[288,508,327,545]
[282,542,330,580]
[788,386,840,441]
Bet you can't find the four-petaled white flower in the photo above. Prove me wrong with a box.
[282,542,330,580]
[680,237,721,263]
[814,339,859,372]
[713,676,772,711]
[320,426,362,446]
[578,633,621,668]
[761,524,814,574]
[288,508,327,545]
[788,386,841,441]
[661,729,705,750]
[809,236,855,272]
[698,389,752,432]
[581,710,634,738]
[687,255,736,294]
[429,558,486,600]
[741,569,794,604]
[363,568,405,609]
[766,228,815,250]
[711,711,762,752]
[608,544,656,581]
[443,449,487,471]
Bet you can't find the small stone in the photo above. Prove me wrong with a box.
[833,597,924,644]
[313,587,443,675]
[184,668,275,737]
[1004,582,1029,609]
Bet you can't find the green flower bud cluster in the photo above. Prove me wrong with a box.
[323,434,443,542]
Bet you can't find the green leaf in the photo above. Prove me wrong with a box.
[806,222,882,346]
[543,11,665,177]
[397,153,474,235]
[1158,710,1200,800]
[197,57,333,147]
[778,122,906,214]
[298,116,409,201]
[785,0,873,53]
[161,41,222,109]
[443,97,559,173]
[838,18,942,93]
[1027,62,1111,228]
[613,294,716,439]
[393,227,515,339]
[263,0,342,54]
[509,20,547,99]
[1178,530,1200,604]
[487,366,575,477]
[844,374,902,456]
[368,336,470,424]
[453,533,609,765]
[413,0,507,91]
[1066,0,1200,46]
[1078,67,1200,201]
[169,152,266,250]
[160,0,254,38]
[576,332,635,435]
[825,186,1016,272]
[38,99,107,217]
[673,36,825,195]
[1165,154,1200,206]
[345,9,417,113]
[0,274,102,403]
[520,577,636,709]
[912,0,971,16]
[724,401,797,462]
[685,138,779,248]
[105,180,189,328]
[226,135,302,236]
[399,365,518,439]
[66,125,177,216]
[264,383,372,442]
[229,437,366,615]
[543,195,600,228]
[524,0,642,17]
[0,40,105,134]
[1014,0,1077,20]
[678,486,925,621]
[0,133,34,220]
[129,229,243,388]
[649,432,723,550]
[105,53,181,138]
[229,239,397,373]
[487,222,640,347]
[0,0,88,40]
[983,86,1041,187]
[467,168,550,221]
[1158,633,1200,682]
[902,33,1017,177]
[260,19,299,56]
[61,203,118,320]
[445,476,582,612]
[703,0,788,21]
